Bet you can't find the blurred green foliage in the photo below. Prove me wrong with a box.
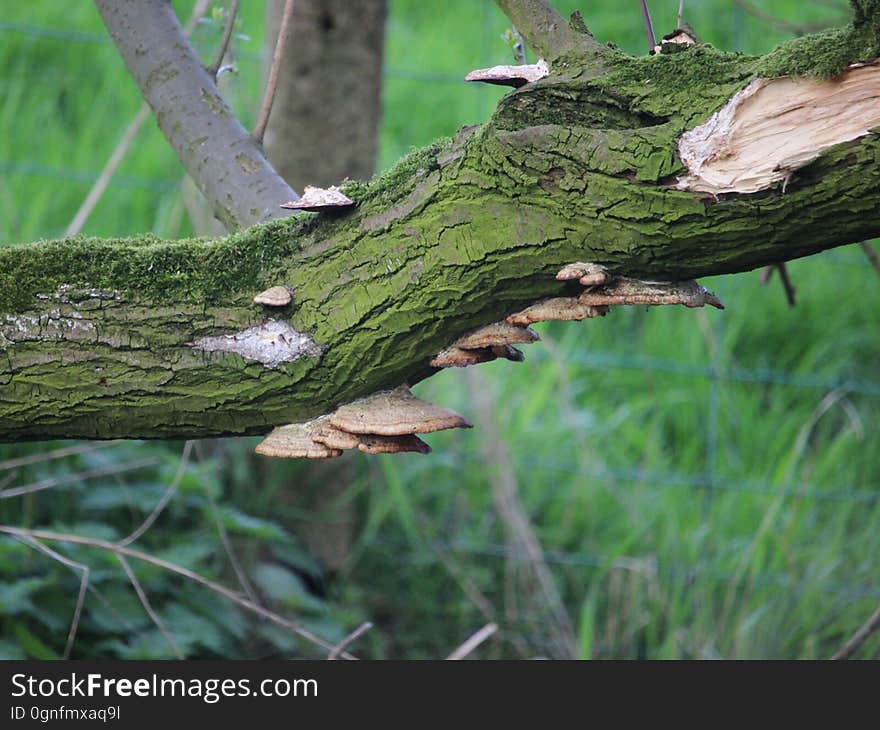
[0,0,877,659]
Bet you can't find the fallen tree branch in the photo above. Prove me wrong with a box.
[3,6,880,445]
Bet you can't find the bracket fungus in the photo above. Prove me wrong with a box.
[255,419,343,459]
[556,262,609,287]
[280,185,355,212]
[577,278,724,309]
[329,385,472,436]
[430,321,538,368]
[464,59,550,88]
[253,285,292,307]
[507,297,610,326]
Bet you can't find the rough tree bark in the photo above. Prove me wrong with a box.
[2,1,880,443]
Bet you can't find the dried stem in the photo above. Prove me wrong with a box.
[677,0,684,27]
[119,441,193,546]
[328,622,373,660]
[117,554,184,658]
[832,603,880,659]
[207,0,241,77]
[0,524,353,658]
[734,0,843,34]
[0,442,116,471]
[761,263,797,307]
[447,622,499,660]
[860,241,880,275]
[16,535,90,660]
[0,458,159,500]
[639,0,656,51]
[199,474,261,605]
[253,0,295,145]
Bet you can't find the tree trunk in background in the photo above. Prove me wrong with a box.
[264,0,387,190]
[262,0,388,572]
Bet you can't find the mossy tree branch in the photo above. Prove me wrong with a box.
[2,6,880,442]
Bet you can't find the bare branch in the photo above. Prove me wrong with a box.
[65,105,152,238]
[0,458,160,500]
[328,622,373,660]
[0,442,116,471]
[119,441,193,546]
[117,554,184,659]
[861,241,880,275]
[761,263,797,307]
[254,0,296,146]
[66,0,214,237]
[832,603,880,659]
[207,0,241,78]
[16,536,89,660]
[94,0,297,229]
[0,524,353,658]
[677,0,684,28]
[447,623,499,660]
[639,0,656,51]
[494,0,605,61]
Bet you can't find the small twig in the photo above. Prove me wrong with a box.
[117,554,184,659]
[328,622,373,660]
[0,458,159,500]
[0,442,116,471]
[734,0,843,34]
[677,0,684,27]
[65,105,151,237]
[253,0,295,145]
[447,623,499,660]
[0,524,353,658]
[860,241,880,275]
[16,536,89,660]
[207,0,241,78]
[64,0,213,237]
[200,480,261,606]
[832,603,880,659]
[760,263,796,307]
[639,0,656,52]
[119,441,193,546]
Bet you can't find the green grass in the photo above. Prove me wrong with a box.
[0,0,877,659]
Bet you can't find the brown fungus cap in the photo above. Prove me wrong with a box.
[555,262,609,287]
[507,297,610,326]
[577,279,725,309]
[452,321,539,349]
[330,385,472,436]
[430,346,498,368]
[255,420,342,459]
[253,285,292,307]
[312,423,362,451]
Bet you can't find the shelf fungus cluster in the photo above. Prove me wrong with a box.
[255,385,472,459]
[430,321,540,368]
[255,266,723,461]
[507,263,723,327]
